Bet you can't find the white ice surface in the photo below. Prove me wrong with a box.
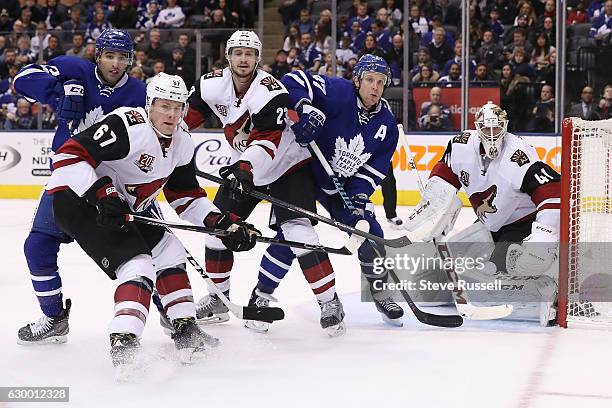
[1,199,611,408]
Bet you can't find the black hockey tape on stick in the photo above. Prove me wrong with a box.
[195,170,413,248]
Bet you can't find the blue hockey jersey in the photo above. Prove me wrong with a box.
[281,70,398,198]
[14,56,146,152]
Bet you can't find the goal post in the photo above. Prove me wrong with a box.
[559,117,612,328]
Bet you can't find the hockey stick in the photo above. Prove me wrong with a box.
[128,214,358,255]
[138,212,285,322]
[398,124,513,320]
[308,141,463,328]
[195,169,412,248]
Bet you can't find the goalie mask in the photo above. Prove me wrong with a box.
[474,102,508,159]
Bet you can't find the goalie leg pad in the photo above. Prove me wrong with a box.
[443,221,495,261]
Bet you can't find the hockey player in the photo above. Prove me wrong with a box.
[249,55,405,326]
[14,29,147,344]
[45,73,260,367]
[185,31,346,336]
[404,102,560,325]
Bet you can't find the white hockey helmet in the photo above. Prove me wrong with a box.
[225,30,262,63]
[146,73,191,136]
[474,101,508,159]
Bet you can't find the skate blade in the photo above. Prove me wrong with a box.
[382,315,404,327]
[244,320,270,333]
[196,313,230,325]
[324,321,346,338]
[17,335,67,346]
[177,346,207,365]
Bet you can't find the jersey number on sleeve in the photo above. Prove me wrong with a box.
[93,124,117,148]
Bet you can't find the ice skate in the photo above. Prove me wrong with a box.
[17,299,71,345]
[386,217,404,230]
[110,332,141,381]
[370,286,404,326]
[244,288,277,333]
[171,317,220,364]
[196,292,230,325]
[319,294,346,337]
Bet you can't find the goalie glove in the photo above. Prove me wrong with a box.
[506,222,558,275]
[403,176,462,242]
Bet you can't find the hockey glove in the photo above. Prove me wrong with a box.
[85,176,130,230]
[506,222,558,275]
[219,160,254,198]
[291,103,326,147]
[56,80,85,123]
[350,193,375,218]
[205,212,261,252]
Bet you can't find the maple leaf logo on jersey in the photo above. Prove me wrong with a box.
[470,185,498,222]
[76,106,105,134]
[125,177,168,212]
[331,134,372,177]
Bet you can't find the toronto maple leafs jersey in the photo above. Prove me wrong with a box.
[430,130,560,232]
[46,106,217,225]
[185,68,310,186]
[281,70,399,198]
[14,56,146,152]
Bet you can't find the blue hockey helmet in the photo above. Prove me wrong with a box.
[95,29,134,66]
[353,54,391,87]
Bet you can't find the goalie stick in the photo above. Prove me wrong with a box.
[132,212,285,323]
[127,214,362,255]
[308,141,463,328]
[398,124,513,320]
[195,169,412,248]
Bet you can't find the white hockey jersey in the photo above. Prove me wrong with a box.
[431,130,560,232]
[185,68,310,186]
[46,106,217,226]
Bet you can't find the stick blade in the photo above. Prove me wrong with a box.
[412,307,464,328]
[384,235,413,248]
[241,306,285,322]
[457,304,513,320]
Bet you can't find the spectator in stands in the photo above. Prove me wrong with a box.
[342,56,358,79]
[86,9,112,42]
[176,33,195,66]
[419,103,452,131]
[359,34,386,59]
[314,23,332,54]
[0,0,19,21]
[145,29,168,65]
[283,24,300,52]
[316,9,332,37]
[30,21,50,55]
[82,41,96,62]
[589,0,612,40]
[44,0,69,29]
[408,4,429,38]
[134,48,154,77]
[0,48,16,80]
[568,1,588,25]
[136,0,159,30]
[597,84,612,119]
[66,32,85,57]
[167,48,193,88]
[385,33,403,86]
[129,66,144,82]
[277,0,307,28]
[270,49,290,79]
[486,6,505,40]
[375,7,392,32]
[536,49,556,83]
[4,97,36,129]
[0,9,12,32]
[348,20,365,53]
[420,15,454,47]
[473,63,496,82]
[515,1,537,27]
[541,16,556,45]
[15,36,36,66]
[86,0,109,24]
[476,30,502,70]
[145,59,166,83]
[22,0,44,22]
[503,13,530,45]
[109,0,138,29]
[485,0,516,26]
[510,46,536,80]
[537,0,555,28]
[296,8,314,36]
[438,62,461,85]
[507,28,533,57]
[0,35,6,57]
[317,52,333,75]
[527,84,555,132]
[60,7,86,45]
[156,0,185,27]
[298,32,321,73]
[588,0,604,21]
[345,2,372,35]
[218,0,240,28]
[41,34,63,63]
[17,9,37,37]
[337,34,357,66]
[286,46,300,69]
[441,40,476,78]
[569,86,601,120]
[427,27,453,69]
[530,33,554,73]
[370,19,391,52]
[410,47,438,76]
[419,86,450,117]
[384,0,402,27]
[412,64,440,84]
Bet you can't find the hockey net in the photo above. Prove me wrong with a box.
[559,117,612,328]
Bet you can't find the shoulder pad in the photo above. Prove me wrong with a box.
[201,69,224,80]
[452,132,471,144]
[259,75,284,92]
[510,149,531,167]
[123,109,146,126]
